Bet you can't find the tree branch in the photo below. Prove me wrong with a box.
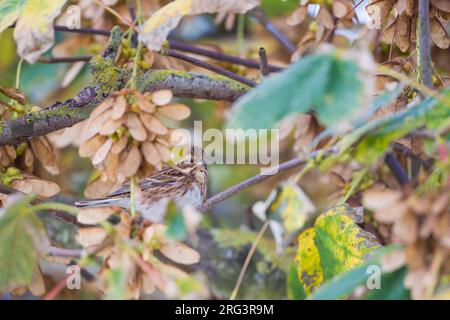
[0,28,250,146]
[198,148,337,212]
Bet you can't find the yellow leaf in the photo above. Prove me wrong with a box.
[138,0,259,51]
[13,0,67,63]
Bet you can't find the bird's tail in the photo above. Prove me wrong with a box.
[74,198,122,208]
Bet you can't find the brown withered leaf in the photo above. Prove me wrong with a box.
[92,138,113,166]
[332,0,353,19]
[151,90,173,106]
[79,135,106,157]
[77,207,115,225]
[157,103,191,120]
[430,17,450,49]
[76,227,108,247]
[139,113,168,135]
[366,0,396,24]
[127,113,148,142]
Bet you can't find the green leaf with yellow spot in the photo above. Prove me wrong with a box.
[295,206,380,295]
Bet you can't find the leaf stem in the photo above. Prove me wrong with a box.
[229,220,269,300]
[15,58,23,89]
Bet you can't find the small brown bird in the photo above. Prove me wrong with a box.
[75,147,207,221]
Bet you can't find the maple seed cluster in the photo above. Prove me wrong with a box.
[79,88,191,198]
[363,187,450,299]
[76,208,201,299]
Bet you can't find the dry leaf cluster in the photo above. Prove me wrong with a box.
[367,0,450,52]
[288,0,355,58]
[75,208,203,299]
[79,88,191,198]
[363,186,450,299]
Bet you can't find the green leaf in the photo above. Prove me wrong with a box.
[308,245,404,300]
[104,269,126,300]
[365,267,410,300]
[166,203,187,241]
[0,194,38,290]
[287,263,306,300]
[337,89,450,164]
[227,51,367,131]
[295,206,380,295]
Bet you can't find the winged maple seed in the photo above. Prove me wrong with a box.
[363,187,450,299]
[75,209,205,299]
[367,0,450,52]
[0,87,60,205]
[78,88,191,198]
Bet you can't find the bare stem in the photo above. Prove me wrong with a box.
[417,0,433,89]
[164,49,257,87]
[249,7,296,54]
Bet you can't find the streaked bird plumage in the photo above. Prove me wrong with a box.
[75,147,207,221]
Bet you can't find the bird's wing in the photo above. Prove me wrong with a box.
[108,167,182,197]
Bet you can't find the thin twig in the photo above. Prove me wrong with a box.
[169,40,284,72]
[385,153,409,186]
[0,184,88,227]
[249,7,296,54]
[320,0,365,44]
[38,55,91,64]
[258,47,270,76]
[199,148,337,212]
[229,220,269,300]
[164,49,257,87]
